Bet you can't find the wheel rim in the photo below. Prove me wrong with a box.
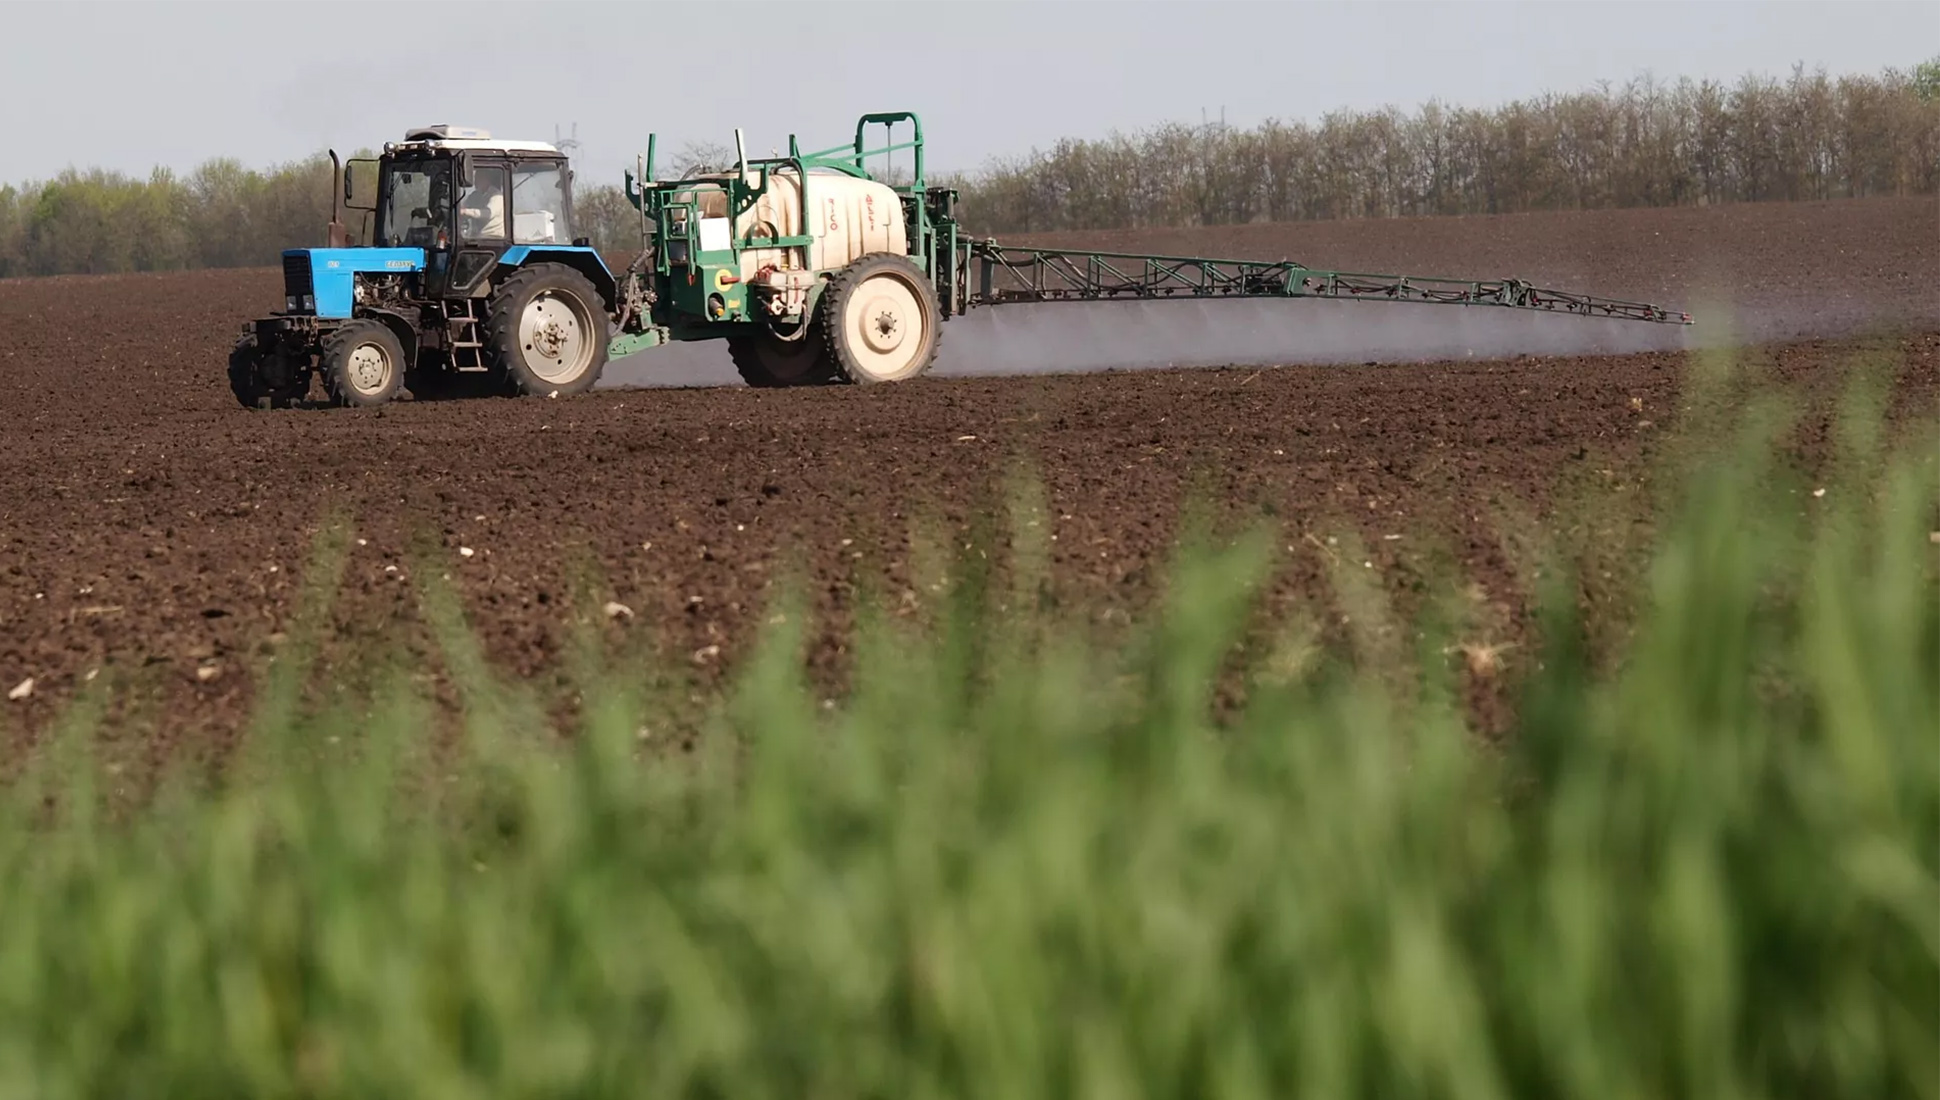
[518,290,596,385]
[346,341,394,395]
[842,271,929,381]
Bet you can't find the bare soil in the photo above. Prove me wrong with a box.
[0,196,1934,762]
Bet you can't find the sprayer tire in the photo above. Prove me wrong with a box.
[727,329,838,388]
[320,320,405,408]
[486,263,610,397]
[821,253,942,385]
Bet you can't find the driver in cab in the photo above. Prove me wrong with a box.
[458,174,505,239]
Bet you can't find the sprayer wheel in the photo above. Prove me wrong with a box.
[821,253,942,385]
[727,329,838,388]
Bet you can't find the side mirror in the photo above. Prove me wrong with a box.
[456,153,475,189]
[341,157,380,213]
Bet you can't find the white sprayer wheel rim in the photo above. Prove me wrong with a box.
[842,272,927,381]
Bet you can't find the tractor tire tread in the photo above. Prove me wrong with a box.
[486,263,610,397]
[321,319,406,408]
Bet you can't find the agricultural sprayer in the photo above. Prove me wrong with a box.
[228,112,1691,408]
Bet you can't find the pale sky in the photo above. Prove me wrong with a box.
[1,0,1933,185]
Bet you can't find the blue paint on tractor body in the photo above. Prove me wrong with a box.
[286,248,425,318]
[283,245,614,318]
[496,245,611,274]
[495,245,620,309]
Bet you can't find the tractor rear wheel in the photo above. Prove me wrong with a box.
[321,320,406,407]
[487,264,609,397]
[727,329,837,388]
[821,253,942,385]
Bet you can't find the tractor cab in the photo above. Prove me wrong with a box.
[354,125,584,300]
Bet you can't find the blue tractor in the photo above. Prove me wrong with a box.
[229,125,631,408]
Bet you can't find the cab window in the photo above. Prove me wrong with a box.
[511,162,572,245]
[378,159,452,248]
[458,166,509,242]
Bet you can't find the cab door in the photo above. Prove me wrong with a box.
[446,159,512,299]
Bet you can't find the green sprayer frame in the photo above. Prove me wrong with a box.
[961,245,1687,323]
[607,110,1689,360]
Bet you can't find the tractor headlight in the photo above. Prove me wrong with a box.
[302,295,316,311]
[286,296,301,312]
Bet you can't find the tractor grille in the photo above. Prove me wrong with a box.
[281,254,314,299]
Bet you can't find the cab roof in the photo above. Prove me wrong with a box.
[386,125,560,156]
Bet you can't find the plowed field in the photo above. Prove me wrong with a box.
[2,196,1934,759]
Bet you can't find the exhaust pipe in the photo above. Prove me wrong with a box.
[327,149,349,249]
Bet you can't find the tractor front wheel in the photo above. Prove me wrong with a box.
[487,264,610,397]
[321,320,406,408]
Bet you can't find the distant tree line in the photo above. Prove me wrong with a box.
[0,58,1933,278]
[954,60,1940,232]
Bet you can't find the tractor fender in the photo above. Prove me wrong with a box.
[358,308,421,367]
[496,246,619,314]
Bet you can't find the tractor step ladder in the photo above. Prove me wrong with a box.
[446,303,490,371]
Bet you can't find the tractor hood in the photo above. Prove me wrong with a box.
[283,248,425,319]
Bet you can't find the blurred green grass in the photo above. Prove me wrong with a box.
[0,358,1934,1098]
